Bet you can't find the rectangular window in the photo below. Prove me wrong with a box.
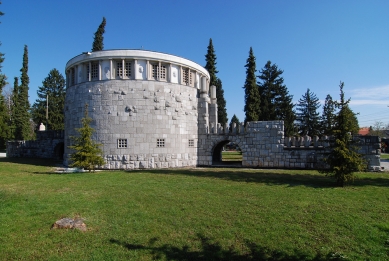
[157,138,165,147]
[152,64,158,79]
[151,64,166,80]
[91,62,99,80]
[182,68,191,85]
[125,61,131,78]
[160,65,166,80]
[117,139,128,148]
[70,68,75,85]
[116,61,123,77]
[189,139,194,147]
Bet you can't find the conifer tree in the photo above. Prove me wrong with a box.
[205,38,218,87]
[295,88,321,136]
[215,78,228,125]
[320,82,364,187]
[204,39,228,125]
[243,47,260,124]
[321,94,336,135]
[69,104,105,172]
[229,114,240,132]
[257,61,295,136]
[13,45,32,140]
[31,69,66,130]
[92,17,106,52]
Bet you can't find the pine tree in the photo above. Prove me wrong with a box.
[13,45,32,140]
[229,114,240,132]
[243,47,260,124]
[295,88,321,136]
[321,94,336,135]
[320,82,365,187]
[204,39,228,125]
[31,69,66,130]
[257,61,295,136]
[92,17,106,52]
[69,104,105,172]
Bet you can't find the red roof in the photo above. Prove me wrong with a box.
[358,127,370,136]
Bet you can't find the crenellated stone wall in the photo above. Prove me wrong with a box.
[6,131,64,160]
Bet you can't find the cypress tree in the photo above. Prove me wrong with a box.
[92,17,106,52]
[215,78,228,125]
[13,45,32,140]
[295,88,321,136]
[204,38,218,87]
[257,61,295,136]
[321,94,336,135]
[10,77,18,139]
[204,38,228,125]
[320,82,364,187]
[243,47,260,124]
[69,104,105,172]
[31,69,66,130]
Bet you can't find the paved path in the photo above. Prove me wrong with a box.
[380,159,389,171]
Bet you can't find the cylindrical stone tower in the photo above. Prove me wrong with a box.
[64,50,210,169]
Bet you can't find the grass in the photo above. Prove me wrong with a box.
[222,150,242,161]
[0,158,389,260]
[381,153,389,160]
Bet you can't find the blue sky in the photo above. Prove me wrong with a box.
[1,0,389,128]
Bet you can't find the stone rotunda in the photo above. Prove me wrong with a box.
[64,50,211,169]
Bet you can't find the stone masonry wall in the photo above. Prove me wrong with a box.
[198,121,381,171]
[7,131,64,159]
[64,80,199,169]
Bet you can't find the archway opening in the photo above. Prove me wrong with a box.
[212,140,242,166]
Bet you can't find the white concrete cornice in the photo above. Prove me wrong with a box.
[66,49,210,79]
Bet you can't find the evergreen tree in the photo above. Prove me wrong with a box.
[204,38,218,87]
[31,69,66,130]
[10,77,18,139]
[204,38,228,125]
[0,4,9,149]
[321,94,336,135]
[229,114,240,132]
[320,82,365,187]
[257,61,295,136]
[215,78,228,125]
[243,47,260,124]
[69,104,105,172]
[13,45,31,140]
[295,88,321,136]
[92,17,106,52]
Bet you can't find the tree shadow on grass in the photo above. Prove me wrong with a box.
[109,234,345,261]
[128,168,389,188]
[0,157,63,167]
[129,168,337,188]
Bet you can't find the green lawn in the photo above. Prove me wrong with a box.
[0,158,389,260]
[222,151,242,161]
[381,153,389,160]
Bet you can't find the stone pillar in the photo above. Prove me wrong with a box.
[209,85,218,128]
[232,123,236,134]
[198,76,210,135]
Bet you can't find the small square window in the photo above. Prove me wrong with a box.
[118,139,128,148]
[189,139,194,147]
[157,138,165,147]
